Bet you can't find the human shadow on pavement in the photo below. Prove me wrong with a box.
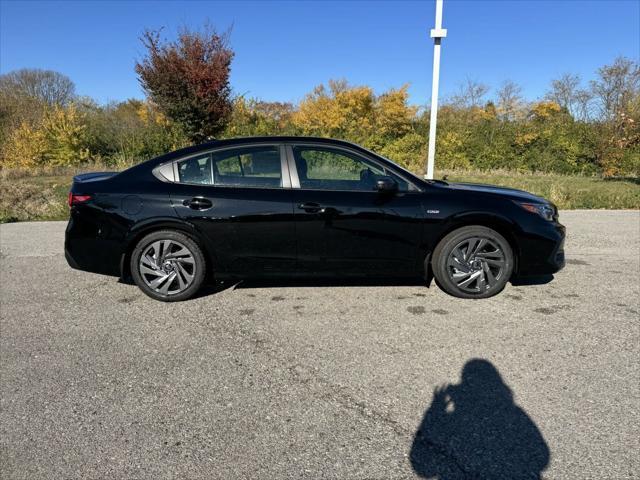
[410,359,550,479]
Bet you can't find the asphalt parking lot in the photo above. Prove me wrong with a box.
[1,210,639,479]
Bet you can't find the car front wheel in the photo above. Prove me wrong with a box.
[432,226,514,299]
[130,230,206,302]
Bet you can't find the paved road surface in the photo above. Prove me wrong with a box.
[1,211,639,479]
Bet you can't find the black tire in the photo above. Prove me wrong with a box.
[130,230,206,302]
[432,225,513,299]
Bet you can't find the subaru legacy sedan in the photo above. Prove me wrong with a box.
[65,136,565,301]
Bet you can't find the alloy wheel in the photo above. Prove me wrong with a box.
[138,240,196,295]
[446,236,506,293]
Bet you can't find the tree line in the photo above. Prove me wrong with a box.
[0,26,638,176]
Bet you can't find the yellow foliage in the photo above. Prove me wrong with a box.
[531,101,562,120]
[437,131,471,169]
[515,132,539,147]
[137,101,170,127]
[291,80,419,150]
[41,104,89,166]
[376,85,417,137]
[293,81,374,140]
[1,121,47,168]
[470,104,497,121]
[1,104,89,168]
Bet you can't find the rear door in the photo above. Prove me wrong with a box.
[170,144,296,276]
[287,143,424,277]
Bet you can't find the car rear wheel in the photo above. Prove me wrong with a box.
[432,226,513,299]
[130,230,206,302]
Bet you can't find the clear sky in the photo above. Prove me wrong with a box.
[1,0,638,106]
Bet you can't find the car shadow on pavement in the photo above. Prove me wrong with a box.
[510,274,554,286]
[410,359,550,480]
[230,276,427,290]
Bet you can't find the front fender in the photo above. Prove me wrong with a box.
[429,211,523,274]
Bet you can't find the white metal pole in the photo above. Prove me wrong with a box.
[425,0,447,180]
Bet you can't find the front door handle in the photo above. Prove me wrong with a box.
[297,202,340,215]
[183,197,213,210]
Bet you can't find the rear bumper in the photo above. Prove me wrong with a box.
[64,215,123,277]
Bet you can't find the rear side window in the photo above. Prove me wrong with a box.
[177,154,213,185]
[212,146,282,188]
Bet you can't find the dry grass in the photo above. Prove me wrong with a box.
[0,161,119,181]
[0,177,69,222]
[439,170,639,209]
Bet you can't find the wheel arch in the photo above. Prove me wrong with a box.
[427,212,522,278]
[119,218,216,281]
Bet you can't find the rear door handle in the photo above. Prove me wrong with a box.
[298,202,323,213]
[183,197,213,210]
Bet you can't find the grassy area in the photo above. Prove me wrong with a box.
[440,170,640,210]
[0,168,638,223]
[0,174,71,223]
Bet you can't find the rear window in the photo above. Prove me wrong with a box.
[212,146,282,188]
[177,154,212,185]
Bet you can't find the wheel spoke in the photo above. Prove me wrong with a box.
[176,256,195,265]
[161,240,173,261]
[158,272,177,294]
[484,258,505,267]
[175,266,187,290]
[176,262,194,281]
[483,261,497,286]
[476,250,503,259]
[140,265,163,278]
[464,239,478,261]
[477,270,487,290]
[448,256,470,273]
[141,255,157,270]
[457,270,482,288]
[165,247,191,260]
[470,238,486,257]
[150,241,162,267]
[452,270,473,281]
[150,273,170,289]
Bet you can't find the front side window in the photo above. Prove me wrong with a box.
[292,146,411,191]
[212,146,282,188]
[177,154,213,185]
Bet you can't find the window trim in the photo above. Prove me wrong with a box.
[158,143,291,189]
[285,143,422,193]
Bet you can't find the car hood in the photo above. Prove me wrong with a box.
[444,182,549,203]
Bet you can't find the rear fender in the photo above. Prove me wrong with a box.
[120,218,217,281]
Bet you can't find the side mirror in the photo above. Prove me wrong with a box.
[376,176,398,193]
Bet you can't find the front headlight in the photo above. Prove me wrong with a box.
[516,202,556,221]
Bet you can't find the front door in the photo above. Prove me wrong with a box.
[288,144,424,277]
[170,144,296,276]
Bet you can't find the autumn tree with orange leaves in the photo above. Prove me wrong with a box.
[135,26,234,143]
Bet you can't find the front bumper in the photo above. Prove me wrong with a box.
[516,222,566,276]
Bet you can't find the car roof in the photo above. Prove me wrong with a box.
[183,136,366,153]
[143,136,373,167]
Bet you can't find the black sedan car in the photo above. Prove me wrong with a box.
[65,136,565,301]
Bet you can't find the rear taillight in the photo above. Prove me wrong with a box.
[68,192,92,207]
